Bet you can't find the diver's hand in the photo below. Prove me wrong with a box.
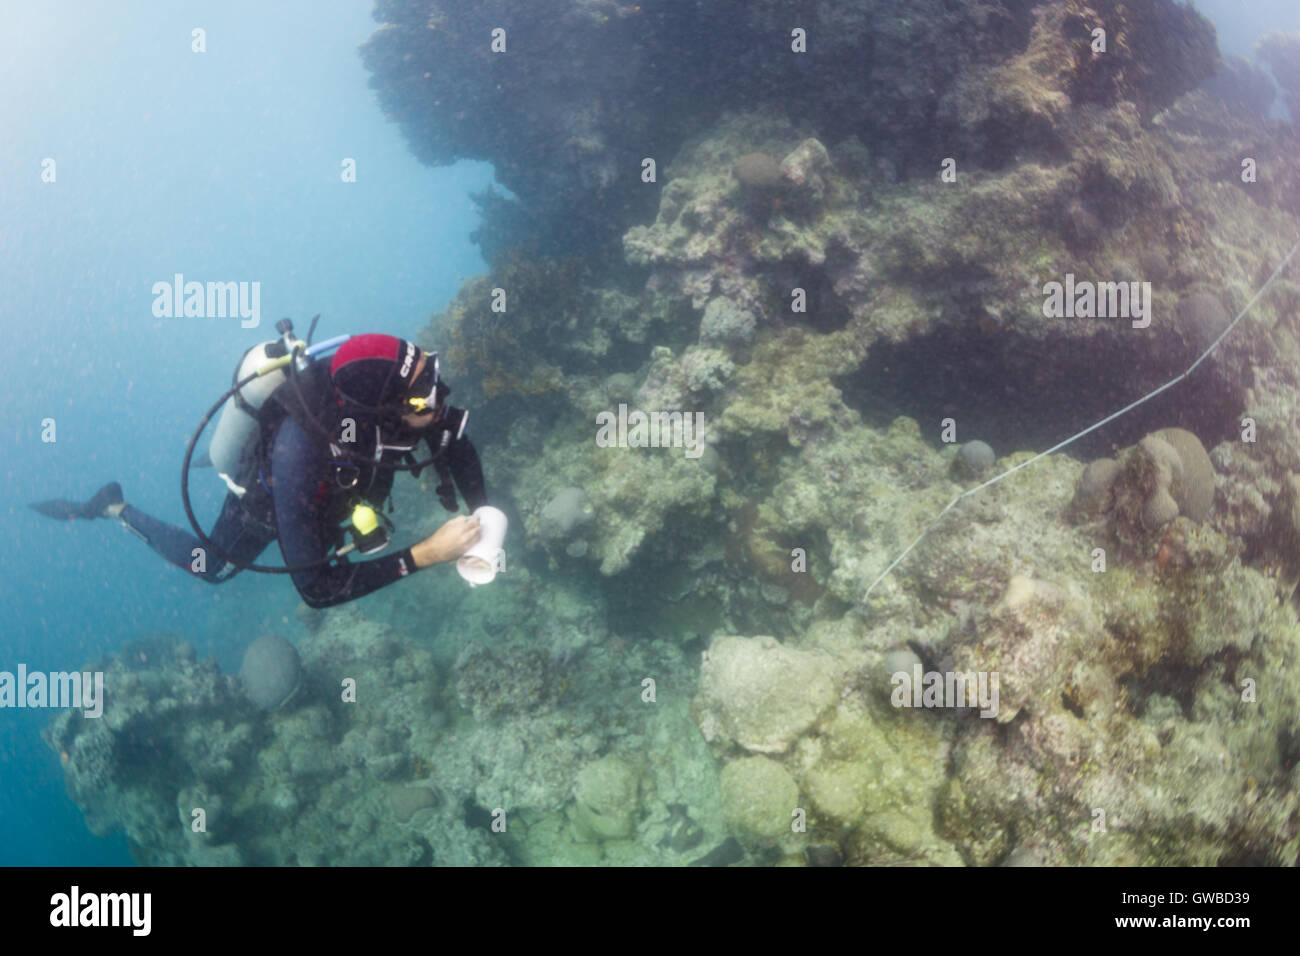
[411,514,481,569]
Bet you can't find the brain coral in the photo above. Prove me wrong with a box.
[238,635,301,711]
[732,152,784,190]
[1142,487,1181,530]
[1153,427,1215,522]
[1177,292,1230,351]
[1130,427,1214,529]
[955,440,995,478]
[570,755,641,842]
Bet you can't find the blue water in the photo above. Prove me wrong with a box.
[0,1,492,865]
[1197,0,1300,59]
[2,0,1297,867]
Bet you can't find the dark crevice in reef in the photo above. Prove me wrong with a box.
[835,322,1243,460]
[970,107,1064,172]
[1279,726,1300,773]
[1122,647,1247,722]
[1060,690,1086,719]
[1217,846,1283,866]
[773,261,853,334]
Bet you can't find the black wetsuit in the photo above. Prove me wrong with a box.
[120,411,487,608]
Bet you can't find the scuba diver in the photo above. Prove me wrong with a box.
[30,329,488,608]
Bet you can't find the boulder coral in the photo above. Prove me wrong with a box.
[1083,426,1216,538]
[693,635,838,754]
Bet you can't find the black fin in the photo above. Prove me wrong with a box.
[30,482,124,520]
[28,498,86,520]
[83,482,124,518]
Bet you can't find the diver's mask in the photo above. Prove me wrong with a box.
[404,351,440,415]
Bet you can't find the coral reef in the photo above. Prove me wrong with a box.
[1061,0,1218,118]
[46,617,510,865]
[49,600,731,866]
[393,21,1300,858]
[360,0,1095,262]
[49,0,1300,867]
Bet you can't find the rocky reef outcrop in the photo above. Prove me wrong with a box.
[393,2,1300,865]
[361,0,1065,261]
[48,600,731,866]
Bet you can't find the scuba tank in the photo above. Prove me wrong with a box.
[207,339,293,495]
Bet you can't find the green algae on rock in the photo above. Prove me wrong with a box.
[720,755,799,844]
[569,755,642,842]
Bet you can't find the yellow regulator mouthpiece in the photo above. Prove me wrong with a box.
[351,504,379,536]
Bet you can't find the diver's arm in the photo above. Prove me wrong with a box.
[446,432,488,510]
[270,420,420,609]
[411,514,482,567]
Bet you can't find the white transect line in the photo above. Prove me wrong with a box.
[863,236,1300,602]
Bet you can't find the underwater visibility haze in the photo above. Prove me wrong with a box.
[5,0,1300,869]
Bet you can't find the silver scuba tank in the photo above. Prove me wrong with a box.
[207,342,291,495]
